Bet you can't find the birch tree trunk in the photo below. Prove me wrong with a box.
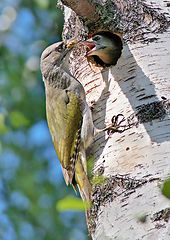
[59,0,170,239]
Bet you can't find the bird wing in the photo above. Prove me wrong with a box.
[45,86,82,185]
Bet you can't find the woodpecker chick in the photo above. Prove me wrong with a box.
[82,32,123,65]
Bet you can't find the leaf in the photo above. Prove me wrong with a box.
[10,111,29,128]
[56,196,87,211]
[162,178,170,199]
[0,113,9,134]
[34,0,49,9]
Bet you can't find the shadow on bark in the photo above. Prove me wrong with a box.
[110,45,170,144]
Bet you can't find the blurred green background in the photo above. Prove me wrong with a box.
[0,0,87,239]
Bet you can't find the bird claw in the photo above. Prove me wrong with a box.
[111,114,125,125]
[107,114,129,135]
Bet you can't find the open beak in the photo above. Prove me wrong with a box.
[81,39,97,56]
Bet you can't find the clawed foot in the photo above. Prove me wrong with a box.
[106,114,130,135]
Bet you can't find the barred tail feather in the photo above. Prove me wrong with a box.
[75,154,91,201]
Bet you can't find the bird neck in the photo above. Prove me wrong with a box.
[60,50,71,70]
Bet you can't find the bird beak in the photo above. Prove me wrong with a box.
[66,39,82,50]
[81,39,97,56]
[59,40,79,62]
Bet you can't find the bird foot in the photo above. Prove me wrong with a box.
[106,114,130,135]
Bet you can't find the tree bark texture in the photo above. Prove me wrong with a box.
[59,0,170,239]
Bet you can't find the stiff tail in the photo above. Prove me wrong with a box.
[62,161,91,202]
[74,154,91,201]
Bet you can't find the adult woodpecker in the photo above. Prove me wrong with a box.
[81,32,123,65]
[40,41,123,201]
[41,41,93,201]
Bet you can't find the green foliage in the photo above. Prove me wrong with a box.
[162,178,170,199]
[34,0,49,9]
[92,175,108,186]
[0,113,9,133]
[56,196,87,211]
[0,0,87,239]
[9,110,30,128]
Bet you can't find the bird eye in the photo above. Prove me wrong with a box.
[92,35,101,41]
[55,43,63,52]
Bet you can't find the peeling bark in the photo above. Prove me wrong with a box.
[58,0,170,239]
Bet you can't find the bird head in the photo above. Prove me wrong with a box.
[40,42,68,77]
[81,33,122,65]
[41,40,79,78]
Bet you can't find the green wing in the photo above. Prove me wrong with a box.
[45,86,82,184]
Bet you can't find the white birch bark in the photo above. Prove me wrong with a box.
[60,0,170,239]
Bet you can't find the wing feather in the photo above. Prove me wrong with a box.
[45,86,82,184]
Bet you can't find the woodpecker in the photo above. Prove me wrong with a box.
[41,41,93,201]
[40,41,123,201]
[81,32,123,65]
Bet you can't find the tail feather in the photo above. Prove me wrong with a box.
[75,155,91,201]
[61,145,91,201]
